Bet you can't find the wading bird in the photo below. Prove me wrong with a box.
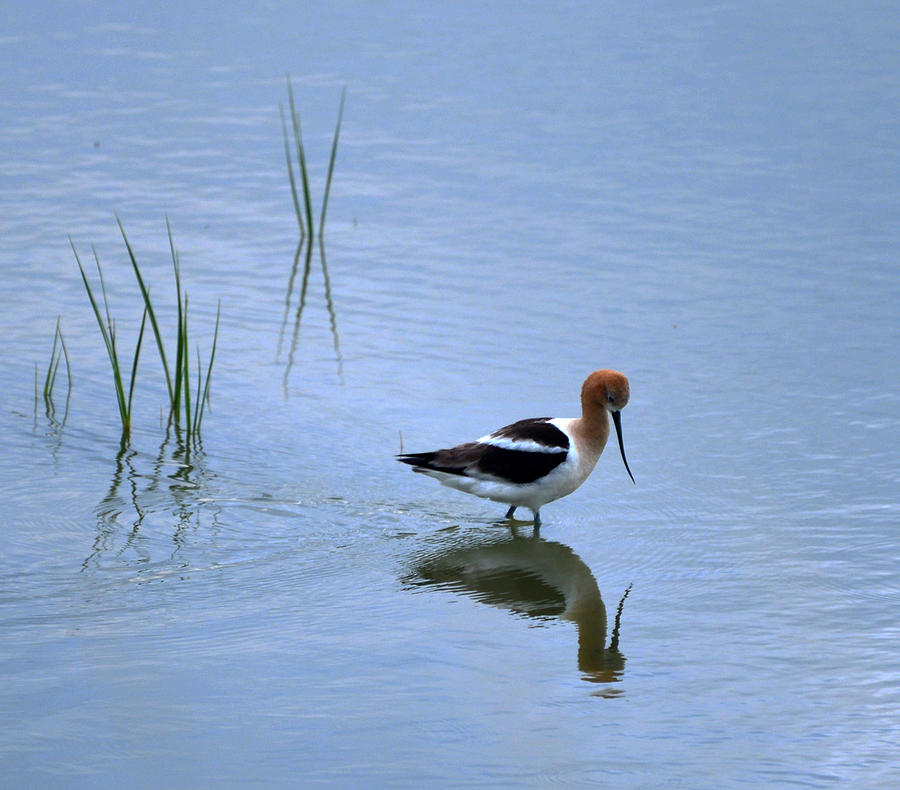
[397,369,635,527]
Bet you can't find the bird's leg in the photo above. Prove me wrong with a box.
[532,510,541,530]
[505,505,517,519]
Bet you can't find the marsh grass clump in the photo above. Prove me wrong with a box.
[72,218,220,444]
[123,217,221,439]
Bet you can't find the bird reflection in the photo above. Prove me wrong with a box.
[405,528,630,685]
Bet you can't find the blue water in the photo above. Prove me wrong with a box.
[1,2,898,787]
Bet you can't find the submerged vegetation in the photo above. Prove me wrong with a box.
[71,218,220,444]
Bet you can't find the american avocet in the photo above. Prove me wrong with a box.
[397,369,634,527]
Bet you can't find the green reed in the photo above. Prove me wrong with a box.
[40,316,72,403]
[73,219,220,443]
[318,86,346,237]
[281,76,346,238]
[34,315,73,427]
[72,239,148,440]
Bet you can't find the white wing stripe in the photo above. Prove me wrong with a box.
[477,435,568,454]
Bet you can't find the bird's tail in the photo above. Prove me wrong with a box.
[396,452,437,467]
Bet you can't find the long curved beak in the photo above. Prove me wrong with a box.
[612,410,635,484]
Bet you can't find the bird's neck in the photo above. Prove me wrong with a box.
[573,406,610,453]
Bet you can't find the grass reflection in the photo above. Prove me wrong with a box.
[279,236,343,389]
[83,429,220,572]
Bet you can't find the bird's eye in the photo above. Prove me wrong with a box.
[607,394,615,404]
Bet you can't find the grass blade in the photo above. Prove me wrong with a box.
[92,246,114,341]
[43,316,62,399]
[318,86,346,237]
[195,300,220,431]
[58,320,72,397]
[58,322,72,427]
[127,305,148,419]
[72,237,129,432]
[280,104,306,237]
[47,353,62,399]
[172,226,184,426]
[286,75,315,238]
[118,215,173,407]
[181,293,191,437]
[192,345,203,435]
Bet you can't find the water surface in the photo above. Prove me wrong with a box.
[1,2,898,788]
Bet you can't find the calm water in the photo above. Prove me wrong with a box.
[2,2,898,787]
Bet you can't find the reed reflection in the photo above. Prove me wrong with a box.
[83,429,219,572]
[33,387,70,455]
[406,528,631,686]
[278,236,343,389]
